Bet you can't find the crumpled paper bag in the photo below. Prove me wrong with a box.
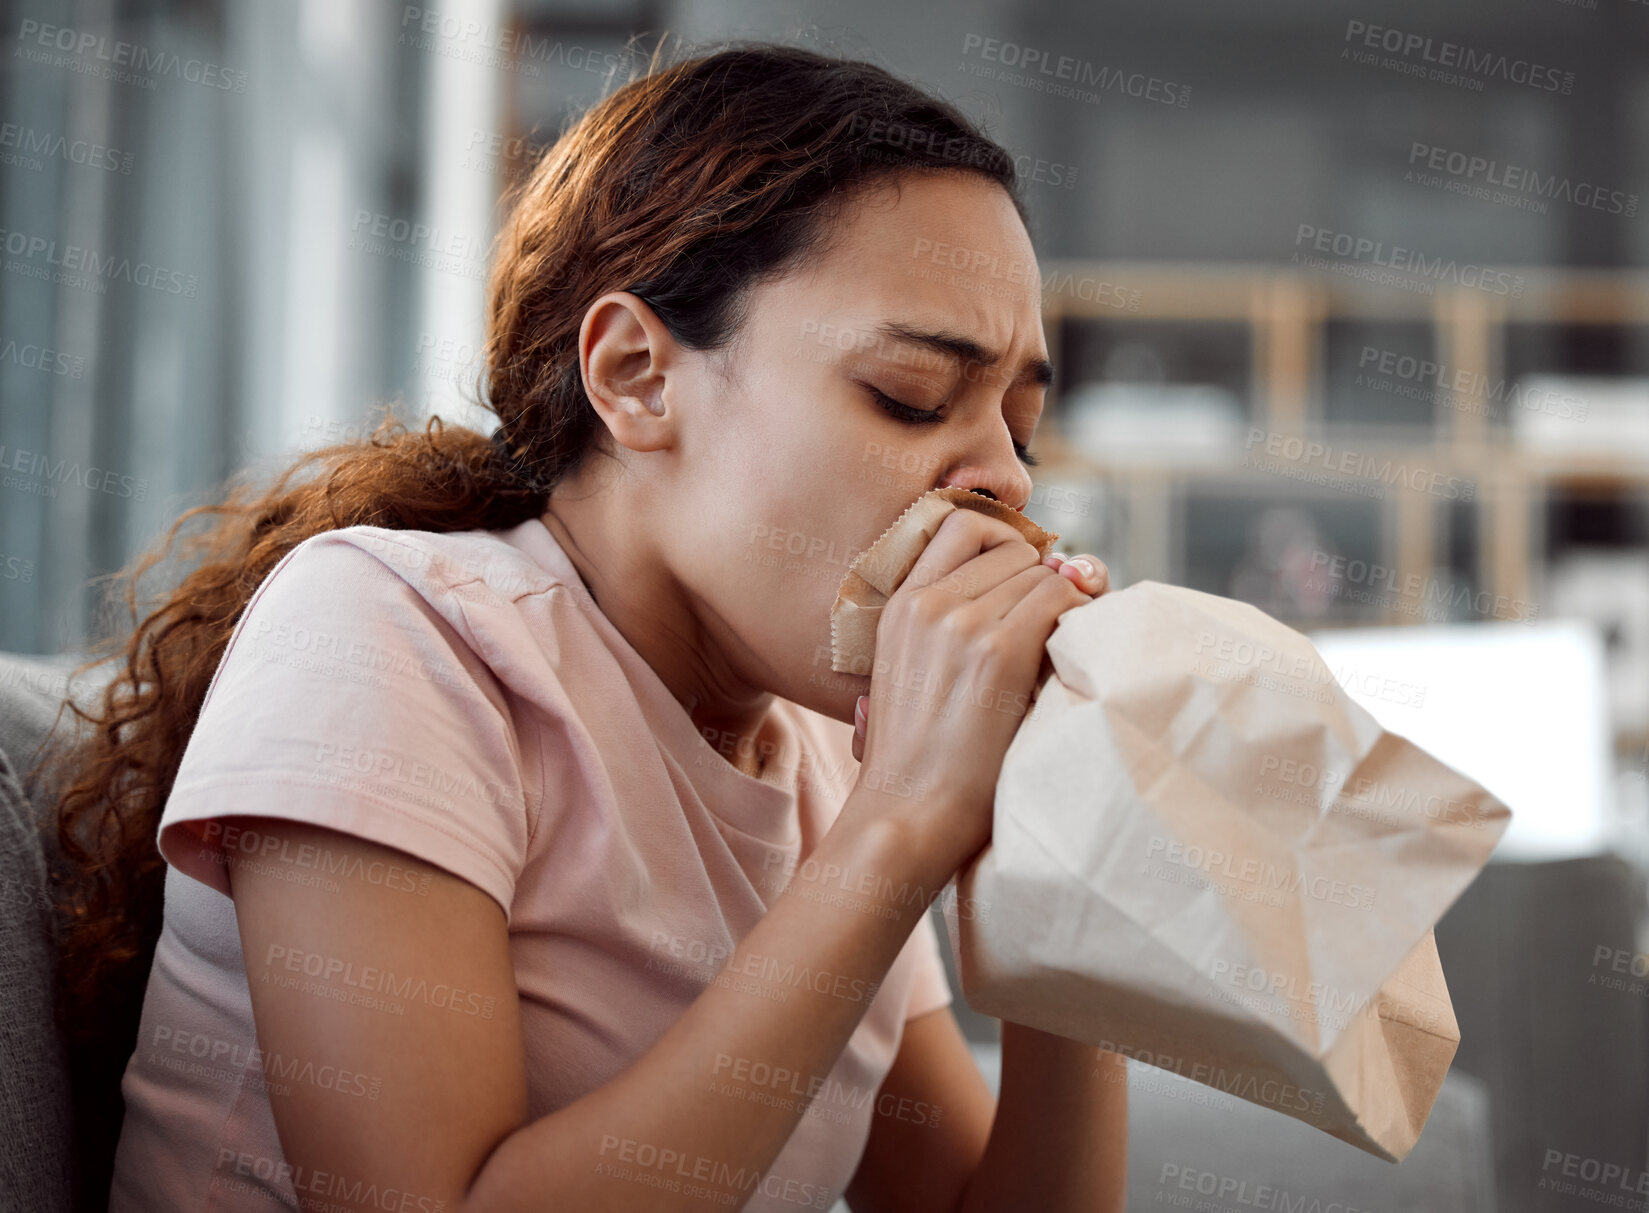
[829,488,1512,1161]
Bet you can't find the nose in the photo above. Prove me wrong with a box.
[938,463,1033,512]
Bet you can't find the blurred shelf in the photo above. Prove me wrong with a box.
[1036,262,1649,746]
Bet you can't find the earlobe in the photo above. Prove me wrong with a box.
[579,291,676,448]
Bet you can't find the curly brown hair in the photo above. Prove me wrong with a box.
[27,37,1025,1210]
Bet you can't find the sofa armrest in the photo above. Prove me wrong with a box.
[0,734,75,1212]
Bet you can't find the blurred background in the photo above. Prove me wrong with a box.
[3,1,1648,1210]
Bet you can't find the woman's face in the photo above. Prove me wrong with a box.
[568,170,1050,728]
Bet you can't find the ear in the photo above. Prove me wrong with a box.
[577,291,683,453]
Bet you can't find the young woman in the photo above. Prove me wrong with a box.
[50,42,1125,1213]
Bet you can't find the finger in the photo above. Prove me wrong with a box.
[971,560,1063,621]
[1001,563,1093,633]
[1056,554,1109,596]
[908,538,1035,602]
[899,509,1042,601]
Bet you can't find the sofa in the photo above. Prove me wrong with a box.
[0,650,90,1212]
[0,647,1512,1211]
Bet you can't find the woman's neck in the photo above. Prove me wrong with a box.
[538,490,779,771]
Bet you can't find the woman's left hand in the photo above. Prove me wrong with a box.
[850,549,1112,763]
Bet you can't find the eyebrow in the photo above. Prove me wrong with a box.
[872,321,1056,388]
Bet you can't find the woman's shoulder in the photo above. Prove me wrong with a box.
[283,521,568,607]
[245,520,604,666]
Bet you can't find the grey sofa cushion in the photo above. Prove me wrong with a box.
[961,1041,1495,1213]
[0,653,88,1213]
[1436,856,1649,1213]
[1122,1064,1495,1212]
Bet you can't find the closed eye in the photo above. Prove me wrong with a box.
[863,384,1039,468]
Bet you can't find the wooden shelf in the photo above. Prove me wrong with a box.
[1037,262,1649,643]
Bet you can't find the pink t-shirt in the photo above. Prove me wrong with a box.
[108,516,952,1213]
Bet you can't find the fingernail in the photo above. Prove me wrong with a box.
[1069,557,1096,580]
[854,695,867,737]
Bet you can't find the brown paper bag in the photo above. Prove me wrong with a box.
[829,488,1512,1162]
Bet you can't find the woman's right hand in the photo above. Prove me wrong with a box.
[846,507,1106,881]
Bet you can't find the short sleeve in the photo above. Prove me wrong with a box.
[157,532,532,925]
[903,908,953,1021]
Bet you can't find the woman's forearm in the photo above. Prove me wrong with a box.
[462,787,958,1213]
[957,1025,1129,1213]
